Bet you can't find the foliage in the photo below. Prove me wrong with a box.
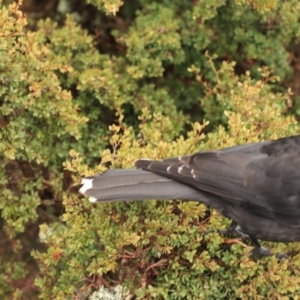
[1,0,300,299]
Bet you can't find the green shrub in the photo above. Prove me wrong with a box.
[1,0,300,299]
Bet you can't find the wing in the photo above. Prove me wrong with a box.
[134,135,300,227]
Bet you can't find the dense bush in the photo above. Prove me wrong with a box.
[1,0,300,299]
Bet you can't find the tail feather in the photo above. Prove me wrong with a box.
[79,169,206,203]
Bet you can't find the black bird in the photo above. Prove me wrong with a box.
[79,135,300,257]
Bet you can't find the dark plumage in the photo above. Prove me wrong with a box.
[80,135,300,256]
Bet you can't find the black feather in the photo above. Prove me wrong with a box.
[80,135,300,248]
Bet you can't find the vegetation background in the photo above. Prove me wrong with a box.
[1,0,300,299]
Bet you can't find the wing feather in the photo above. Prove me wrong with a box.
[134,136,300,228]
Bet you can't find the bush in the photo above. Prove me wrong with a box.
[1,0,300,299]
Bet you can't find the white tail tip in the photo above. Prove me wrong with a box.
[79,178,93,194]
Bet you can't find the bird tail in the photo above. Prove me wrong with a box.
[79,169,205,203]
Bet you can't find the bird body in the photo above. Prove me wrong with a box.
[80,135,300,247]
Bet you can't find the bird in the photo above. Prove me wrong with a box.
[79,135,300,258]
